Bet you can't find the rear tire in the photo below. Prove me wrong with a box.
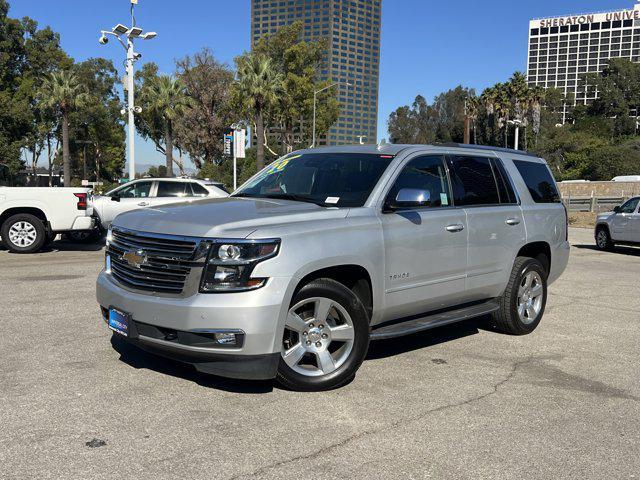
[595,226,614,251]
[276,279,370,391]
[1,213,47,253]
[491,256,547,335]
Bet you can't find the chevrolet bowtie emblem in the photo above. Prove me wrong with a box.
[122,249,147,269]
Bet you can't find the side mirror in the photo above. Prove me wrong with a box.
[111,195,121,202]
[386,188,431,211]
[613,206,621,213]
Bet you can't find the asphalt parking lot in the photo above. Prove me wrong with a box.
[1,228,639,480]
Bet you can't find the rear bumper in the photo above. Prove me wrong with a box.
[549,240,570,285]
[70,216,94,231]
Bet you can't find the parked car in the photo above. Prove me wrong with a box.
[595,196,640,250]
[611,175,640,182]
[0,186,93,253]
[96,144,570,391]
[68,177,229,242]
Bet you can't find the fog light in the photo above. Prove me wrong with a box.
[215,332,237,345]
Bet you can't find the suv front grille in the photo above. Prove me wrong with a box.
[108,228,200,294]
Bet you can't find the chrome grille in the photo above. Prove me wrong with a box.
[108,228,200,294]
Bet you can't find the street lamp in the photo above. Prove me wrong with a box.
[507,119,523,150]
[99,0,156,181]
[311,81,352,148]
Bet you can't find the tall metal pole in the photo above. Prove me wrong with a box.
[312,91,317,148]
[514,125,520,150]
[126,37,136,180]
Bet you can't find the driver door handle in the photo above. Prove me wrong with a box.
[138,201,150,206]
[505,218,521,226]
[446,224,465,233]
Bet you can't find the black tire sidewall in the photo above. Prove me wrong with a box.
[507,258,547,334]
[1,214,46,253]
[595,227,612,251]
[276,279,370,391]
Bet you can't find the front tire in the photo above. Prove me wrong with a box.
[595,226,614,251]
[276,279,370,391]
[1,214,47,253]
[491,256,547,335]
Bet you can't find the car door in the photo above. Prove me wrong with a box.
[102,180,154,226]
[380,154,468,321]
[632,199,640,243]
[447,154,526,301]
[611,197,640,242]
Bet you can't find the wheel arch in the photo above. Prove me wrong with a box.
[517,241,551,276]
[0,207,49,230]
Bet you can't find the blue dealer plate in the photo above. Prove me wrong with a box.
[108,307,129,336]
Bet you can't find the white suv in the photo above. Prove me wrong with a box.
[91,177,228,231]
[595,196,640,250]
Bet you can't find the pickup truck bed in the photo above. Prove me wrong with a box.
[0,187,94,253]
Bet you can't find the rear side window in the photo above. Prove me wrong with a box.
[491,158,518,204]
[190,183,210,197]
[448,156,500,206]
[156,181,189,197]
[513,160,561,203]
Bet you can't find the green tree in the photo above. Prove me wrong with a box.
[174,48,234,168]
[231,53,283,170]
[38,70,89,186]
[137,66,191,177]
[254,22,339,152]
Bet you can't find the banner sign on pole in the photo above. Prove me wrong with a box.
[234,129,246,159]
[223,129,234,157]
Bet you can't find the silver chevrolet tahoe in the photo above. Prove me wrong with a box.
[96,144,570,391]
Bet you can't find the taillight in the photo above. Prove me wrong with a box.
[74,192,88,210]
[562,202,569,241]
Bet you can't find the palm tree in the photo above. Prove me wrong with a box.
[141,75,191,177]
[232,53,282,171]
[481,86,498,144]
[39,70,88,186]
[492,83,511,147]
[530,85,546,143]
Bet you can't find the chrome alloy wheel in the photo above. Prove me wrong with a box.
[8,221,37,248]
[596,230,608,249]
[282,297,355,377]
[517,271,544,325]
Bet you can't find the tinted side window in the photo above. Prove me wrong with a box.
[620,197,639,213]
[387,155,451,208]
[156,181,188,197]
[117,181,152,198]
[190,183,210,197]
[449,156,500,206]
[513,160,561,203]
[491,158,517,204]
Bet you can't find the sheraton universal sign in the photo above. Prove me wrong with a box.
[533,6,640,29]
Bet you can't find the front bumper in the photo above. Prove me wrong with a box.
[96,271,292,380]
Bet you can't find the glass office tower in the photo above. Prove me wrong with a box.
[251,0,381,145]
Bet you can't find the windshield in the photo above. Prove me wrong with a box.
[233,152,394,207]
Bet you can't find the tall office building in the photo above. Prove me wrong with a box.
[251,0,381,145]
[527,3,640,121]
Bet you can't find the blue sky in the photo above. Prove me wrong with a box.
[9,0,633,169]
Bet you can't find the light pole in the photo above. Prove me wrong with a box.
[311,81,351,148]
[99,0,156,181]
[508,119,523,150]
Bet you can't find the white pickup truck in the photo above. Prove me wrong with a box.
[0,187,94,253]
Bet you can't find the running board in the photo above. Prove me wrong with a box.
[370,299,499,340]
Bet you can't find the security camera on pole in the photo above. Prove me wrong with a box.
[99,0,156,182]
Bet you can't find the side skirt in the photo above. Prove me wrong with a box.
[370,299,499,341]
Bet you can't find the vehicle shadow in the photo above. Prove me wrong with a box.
[43,235,105,253]
[573,243,640,257]
[366,316,486,360]
[110,334,275,394]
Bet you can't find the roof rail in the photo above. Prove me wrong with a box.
[437,143,539,158]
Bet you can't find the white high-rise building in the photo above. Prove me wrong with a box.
[527,3,640,121]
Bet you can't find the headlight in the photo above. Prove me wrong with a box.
[199,239,280,293]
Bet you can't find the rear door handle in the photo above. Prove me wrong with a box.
[505,218,521,226]
[138,201,150,206]
[446,224,465,233]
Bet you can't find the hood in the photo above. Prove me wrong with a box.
[112,196,348,238]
